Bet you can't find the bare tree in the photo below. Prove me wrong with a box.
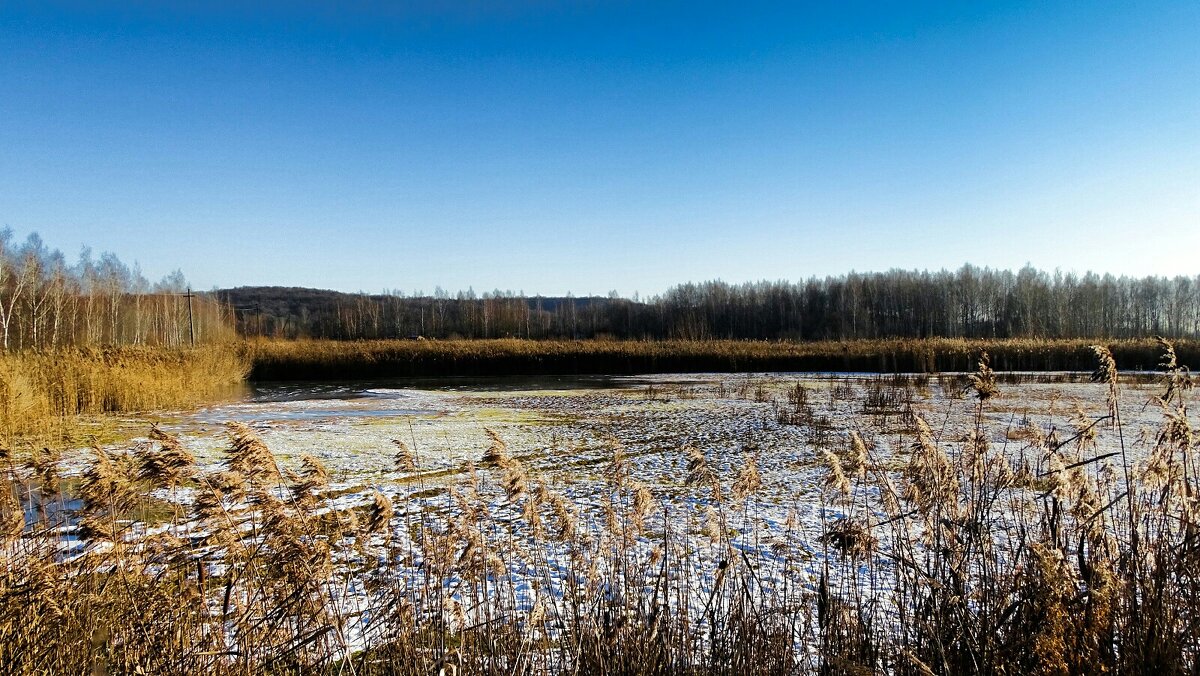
[0,229,32,351]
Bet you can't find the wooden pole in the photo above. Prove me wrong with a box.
[186,288,195,347]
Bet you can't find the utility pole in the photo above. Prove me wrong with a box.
[185,287,195,347]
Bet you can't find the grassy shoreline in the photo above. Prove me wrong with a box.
[0,345,249,444]
[244,337,1199,380]
[3,336,1193,445]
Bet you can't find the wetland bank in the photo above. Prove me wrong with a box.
[7,342,1200,674]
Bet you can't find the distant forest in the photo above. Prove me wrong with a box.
[221,265,1200,341]
[4,224,1196,349]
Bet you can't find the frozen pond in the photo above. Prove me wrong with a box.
[171,370,1172,473]
[151,370,1179,576]
[39,368,1196,663]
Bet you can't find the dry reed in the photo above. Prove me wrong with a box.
[0,345,248,444]
[243,336,1200,380]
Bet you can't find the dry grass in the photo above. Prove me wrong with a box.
[244,336,1199,379]
[0,346,249,444]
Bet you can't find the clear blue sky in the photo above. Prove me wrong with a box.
[2,1,1197,296]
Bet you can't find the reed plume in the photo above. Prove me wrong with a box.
[391,438,417,472]
[821,450,851,497]
[685,444,722,502]
[138,426,196,489]
[291,453,331,504]
[225,421,279,486]
[367,490,394,534]
[968,351,1000,401]
[482,427,511,465]
[731,449,762,502]
[1090,344,1119,424]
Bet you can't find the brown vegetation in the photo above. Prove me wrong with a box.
[3,334,1189,449]
[1,341,1198,673]
[244,336,1199,379]
[0,346,249,443]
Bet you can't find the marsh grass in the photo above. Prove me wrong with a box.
[244,337,1200,380]
[0,346,249,444]
[2,340,1200,673]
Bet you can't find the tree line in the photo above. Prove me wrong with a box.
[224,264,1200,342]
[5,227,1195,348]
[0,230,234,351]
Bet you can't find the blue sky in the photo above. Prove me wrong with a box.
[1,1,1197,295]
